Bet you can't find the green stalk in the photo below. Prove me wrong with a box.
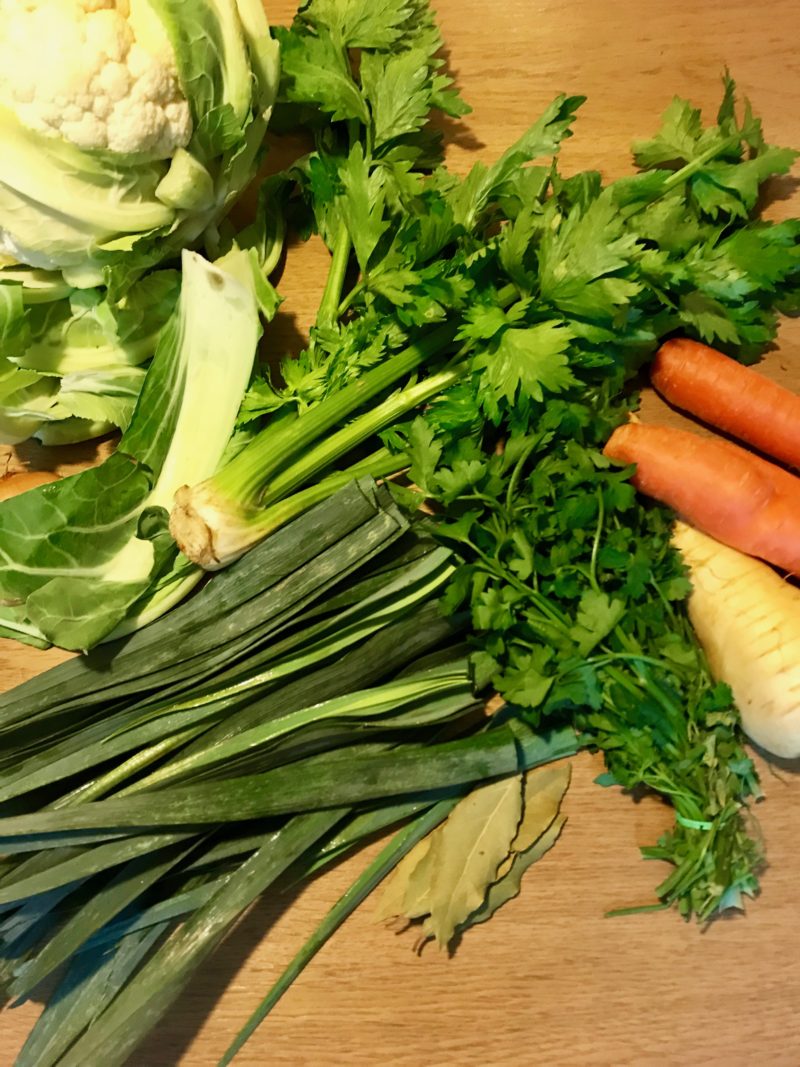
[0,833,196,906]
[211,322,456,500]
[261,365,462,506]
[661,136,740,192]
[239,448,407,544]
[316,222,352,328]
[170,327,457,569]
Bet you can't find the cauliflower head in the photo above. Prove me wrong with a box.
[0,0,192,157]
[0,0,280,282]
[0,0,279,448]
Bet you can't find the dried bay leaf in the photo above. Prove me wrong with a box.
[375,759,572,950]
[422,774,523,947]
[513,761,571,851]
[463,813,568,929]
[373,835,434,924]
[402,832,441,920]
[374,774,523,945]
[496,761,571,879]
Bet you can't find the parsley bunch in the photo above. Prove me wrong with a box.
[180,0,798,918]
[385,82,797,918]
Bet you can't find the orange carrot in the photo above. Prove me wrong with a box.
[651,338,800,470]
[603,422,800,576]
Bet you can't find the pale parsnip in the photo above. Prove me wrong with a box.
[673,521,800,759]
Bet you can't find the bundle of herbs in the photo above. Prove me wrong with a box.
[169,0,798,922]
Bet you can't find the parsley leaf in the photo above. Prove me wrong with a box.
[632,76,798,220]
[298,0,413,50]
[448,94,585,230]
[276,26,368,123]
[362,49,436,150]
[473,322,577,404]
[678,291,742,344]
[339,143,391,273]
[537,194,642,319]
[570,590,625,655]
[405,416,443,494]
[632,95,725,167]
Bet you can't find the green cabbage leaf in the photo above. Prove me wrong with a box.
[0,249,260,651]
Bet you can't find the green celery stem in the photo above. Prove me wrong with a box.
[261,365,463,506]
[252,449,409,537]
[661,136,740,192]
[316,222,352,328]
[212,321,459,502]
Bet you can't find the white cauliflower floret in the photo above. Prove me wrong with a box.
[94,61,133,105]
[0,0,192,157]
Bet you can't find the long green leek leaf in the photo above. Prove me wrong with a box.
[112,546,454,740]
[0,833,196,904]
[0,589,461,809]
[299,799,436,878]
[79,879,228,953]
[0,883,77,958]
[0,496,403,737]
[161,598,462,762]
[55,810,347,1067]
[123,666,472,793]
[0,847,83,893]
[14,924,169,1067]
[0,725,577,837]
[220,797,462,1065]
[0,830,130,855]
[84,800,443,956]
[9,836,200,1000]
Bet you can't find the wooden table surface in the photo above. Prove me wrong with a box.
[3,1,800,1064]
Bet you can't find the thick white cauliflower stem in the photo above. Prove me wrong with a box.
[0,0,191,157]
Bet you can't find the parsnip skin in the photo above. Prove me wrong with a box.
[673,521,800,760]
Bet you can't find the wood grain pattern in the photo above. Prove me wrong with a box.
[2,1,800,1063]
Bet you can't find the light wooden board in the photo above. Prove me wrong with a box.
[2,1,800,1063]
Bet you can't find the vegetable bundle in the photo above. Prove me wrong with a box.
[1,0,799,1061]
[161,2,797,919]
[0,479,579,1065]
[2,0,798,912]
